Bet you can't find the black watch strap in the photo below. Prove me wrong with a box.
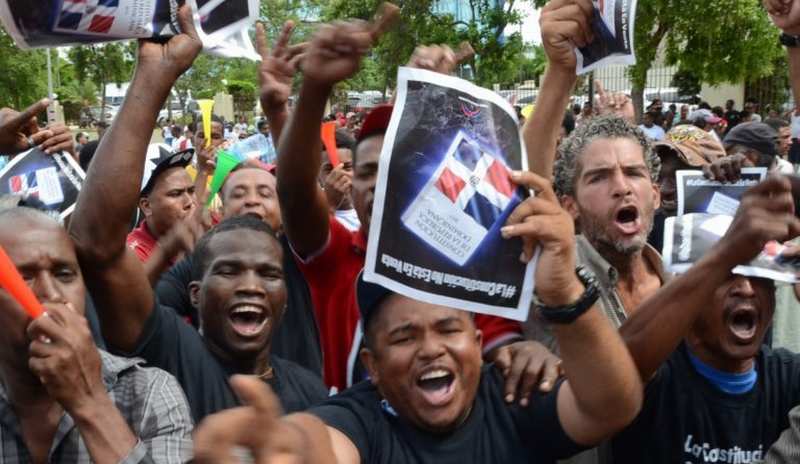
[781,33,800,48]
[534,265,600,324]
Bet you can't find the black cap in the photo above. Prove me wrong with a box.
[356,271,395,328]
[140,144,195,196]
[723,122,779,158]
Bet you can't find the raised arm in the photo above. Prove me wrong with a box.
[522,0,592,178]
[257,21,306,146]
[501,171,642,446]
[277,8,396,257]
[620,176,800,381]
[68,7,202,352]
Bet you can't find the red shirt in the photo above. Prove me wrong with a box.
[126,222,158,262]
[296,216,522,390]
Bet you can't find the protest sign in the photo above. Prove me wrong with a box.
[663,213,799,283]
[229,133,277,164]
[0,148,84,221]
[0,0,260,60]
[576,0,637,74]
[676,168,767,216]
[365,67,534,322]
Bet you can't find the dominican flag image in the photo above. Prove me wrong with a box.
[401,131,518,266]
[8,173,38,198]
[55,0,119,35]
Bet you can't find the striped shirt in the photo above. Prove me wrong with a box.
[0,351,193,463]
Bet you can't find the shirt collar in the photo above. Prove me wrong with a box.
[576,235,668,287]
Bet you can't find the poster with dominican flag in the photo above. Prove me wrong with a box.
[365,67,534,321]
[55,0,120,35]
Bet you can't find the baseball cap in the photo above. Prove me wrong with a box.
[140,144,194,196]
[654,125,726,167]
[689,109,722,125]
[723,122,779,158]
[357,105,394,142]
[356,271,395,328]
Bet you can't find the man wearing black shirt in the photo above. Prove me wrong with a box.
[611,176,800,463]
[192,16,647,451]
[155,163,323,377]
[67,13,327,423]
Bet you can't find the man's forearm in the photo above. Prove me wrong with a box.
[522,66,576,178]
[619,249,735,381]
[72,393,140,464]
[276,82,334,256]
[70,68,174,260]
[266,104,289,145]
[553,304,641,434]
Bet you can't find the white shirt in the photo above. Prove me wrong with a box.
[334,209,361,232]
[639,124,665,141]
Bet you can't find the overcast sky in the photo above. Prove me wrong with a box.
[513,3,541,45]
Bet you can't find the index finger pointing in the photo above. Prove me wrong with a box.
[255,22,270,59]
[273,20,296,57]
[370,2,400,42]
[8,99,49,131]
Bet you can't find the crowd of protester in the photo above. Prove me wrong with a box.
[6,0,800,462]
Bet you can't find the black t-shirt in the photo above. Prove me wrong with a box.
[311,365,583,464]
[128,302,329,423]
[611,343,800,464]
[155,234,323,377]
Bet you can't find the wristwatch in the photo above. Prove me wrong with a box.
[780,33,800,48]
[533,265,600,324]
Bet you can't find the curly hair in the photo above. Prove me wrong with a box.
[553,116,660,197]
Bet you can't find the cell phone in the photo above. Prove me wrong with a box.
[46,101,58,126]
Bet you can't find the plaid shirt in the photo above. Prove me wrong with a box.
[0,351,193,463]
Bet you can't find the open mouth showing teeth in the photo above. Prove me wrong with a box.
[228,305,269,338]
[728,308,758,341]
[416,369,455,406]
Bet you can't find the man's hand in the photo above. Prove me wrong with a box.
[196,143,218,174]
[502,171,584,306]
[26,303,105,416]
[323,164,352,210]
[135,5,202,81]
[405,42,474,75]
[158,218,204,264]
[702,153,748,183]
[0,99,49,155]
[765,0,800,35]
[194,376,312,464]
[493,340,563,406]
[594,80,635,124]
[714,176,800,269]
[301,3,399,89]
[256,21,306,113]
[540,0,595,72]
[39,123,77,157]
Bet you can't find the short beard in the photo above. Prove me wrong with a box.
[578,206,654,257]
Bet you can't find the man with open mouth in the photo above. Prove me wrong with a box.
[609,175,800,463]
[66,11,328,423]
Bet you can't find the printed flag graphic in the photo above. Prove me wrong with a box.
[55,0,118,35]
[401,131,517,266]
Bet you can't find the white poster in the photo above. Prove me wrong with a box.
[576,0,638,74]
[365,67,534,322]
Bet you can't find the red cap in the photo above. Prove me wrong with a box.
[358,105,394,142]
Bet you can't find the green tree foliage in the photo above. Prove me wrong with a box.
[324,0,536,90]
[0,30,48,109]
[533,0,782,116]
[68,43,133,122]
[226,79,258,115]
